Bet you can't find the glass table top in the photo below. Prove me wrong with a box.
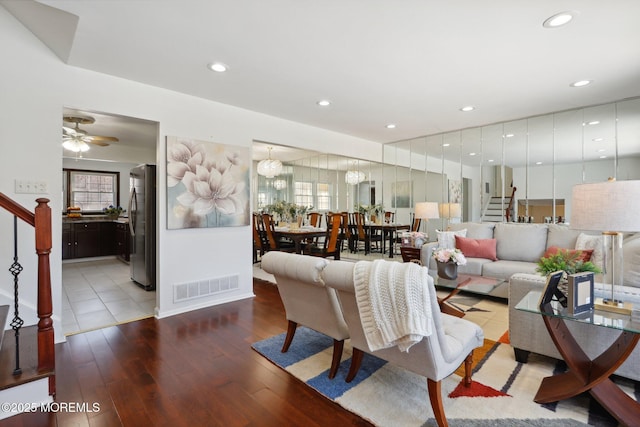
[435,274,506,296]
[516,291,640,334]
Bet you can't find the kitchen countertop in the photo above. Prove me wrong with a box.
[63,216,129,224]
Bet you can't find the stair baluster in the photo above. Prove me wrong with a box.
[9,216,24,375]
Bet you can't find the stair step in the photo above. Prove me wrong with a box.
[0,325,53,391]
[0,306,8,351]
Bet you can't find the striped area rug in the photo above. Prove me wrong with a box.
[252,327,639,426]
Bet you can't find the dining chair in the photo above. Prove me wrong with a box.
[307,213,342,260]
[261,251,349,379]
[261,213,295,252]
[323,259,484,427]
[384,211,395,224]
[252,212,267,263]
[307,212,322,228]
[350,212,371,254]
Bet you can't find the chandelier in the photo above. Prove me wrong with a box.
[273,179,287,190]
[345,169,365,185]
[257,146,283,178]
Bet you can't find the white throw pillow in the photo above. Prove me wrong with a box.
[437,229,467,249]
[575,233,604,270]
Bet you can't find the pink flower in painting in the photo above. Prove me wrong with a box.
[167,140,207,187]
[176,165,245,215]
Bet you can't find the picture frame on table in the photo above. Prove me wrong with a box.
[538,270,567,309]
[567,272,594,315]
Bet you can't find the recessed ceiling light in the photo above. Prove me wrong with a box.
[207,62,228,73]
[442,143,450,147]
[460,106,475,112]
[488,159,494,163]
[504,133,515,138]
[386,124,396,129]
[543,11,576,28]
[592,137,604,142]
[600,155,608,159]
[469,152,477,156]
[586,120,600,126]
[536,161,543,165]
[570,80,592,87]
[597,149,606,153]
[317,100,331,107]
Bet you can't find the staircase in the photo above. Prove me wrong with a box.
[0,194,54,419]
[482,187,517,223]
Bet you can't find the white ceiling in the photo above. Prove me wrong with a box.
[4,0,640,164]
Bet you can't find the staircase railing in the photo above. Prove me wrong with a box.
[0,193,54,395]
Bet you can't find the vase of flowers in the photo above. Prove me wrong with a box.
[432,248,467,280]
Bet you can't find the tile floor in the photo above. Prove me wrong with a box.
[62,259,156,335]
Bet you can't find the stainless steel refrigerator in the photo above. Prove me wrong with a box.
[129,164,156,290]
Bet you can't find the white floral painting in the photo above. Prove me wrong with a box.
[166,136,250,229]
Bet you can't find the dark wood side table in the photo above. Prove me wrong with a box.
[516,291,640,427]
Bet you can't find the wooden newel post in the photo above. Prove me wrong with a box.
[34,198,55,395]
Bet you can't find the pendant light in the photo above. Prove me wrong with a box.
[257,146,283,178]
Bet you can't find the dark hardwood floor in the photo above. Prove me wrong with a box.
[3,278,371,427]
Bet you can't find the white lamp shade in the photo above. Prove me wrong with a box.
[439,203,461,219]
[415,202,440,219]
[571,180,640,232]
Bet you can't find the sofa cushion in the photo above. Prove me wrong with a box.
[575,233,604,270]
[449,222,495,239]
[436,229,467,249]
[456,258,493,276]
[483,260,539,281]
[543,246,593,262]
[455,236,498,261]
[546,223,582,249]
[494,223,548,262]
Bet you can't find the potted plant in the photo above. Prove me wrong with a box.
[432,248,467,280]
[536,249,601,277]
[103,205,124,219]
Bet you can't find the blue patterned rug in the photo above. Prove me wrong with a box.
[252,327,639,426]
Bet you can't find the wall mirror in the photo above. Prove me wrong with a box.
[252,97,640,253]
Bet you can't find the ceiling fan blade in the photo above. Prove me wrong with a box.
[88,140,110,147]
[87,135,119,142]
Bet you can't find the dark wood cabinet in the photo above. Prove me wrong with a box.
[116,222,130,262]
[62,221,123,260]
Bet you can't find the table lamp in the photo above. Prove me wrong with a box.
[415,202,439,240]
[439,203,461,226]
[570,179,640,313]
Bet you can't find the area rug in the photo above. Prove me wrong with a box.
[252,327,638,426]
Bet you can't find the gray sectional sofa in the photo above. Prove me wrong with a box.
[420,222,587,298]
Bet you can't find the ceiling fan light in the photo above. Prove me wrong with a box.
[62,139,90,152]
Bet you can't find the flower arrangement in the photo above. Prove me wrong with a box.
[432,248,467,265]
[103,205,124,217]
[536,249,601,276]
[264,200,312,222]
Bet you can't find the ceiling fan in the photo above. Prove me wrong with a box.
[62,115,119,153]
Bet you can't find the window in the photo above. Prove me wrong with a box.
[63,169,120,213]
[294,181,314,208]
[316,183,332,210]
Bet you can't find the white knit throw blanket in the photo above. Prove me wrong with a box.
[353,259,433,352]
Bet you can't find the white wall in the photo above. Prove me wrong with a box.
[0,8,382,341]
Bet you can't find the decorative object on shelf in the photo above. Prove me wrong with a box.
[103,205,124,219]
[66,206,82,218]
[570,178,640,314]
[257,146,283,178]
[432,248,467,280]
[414,201,439,239]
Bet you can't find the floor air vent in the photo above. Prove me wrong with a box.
[173,274,239,303]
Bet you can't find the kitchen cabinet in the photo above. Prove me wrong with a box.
[62,221,121,260]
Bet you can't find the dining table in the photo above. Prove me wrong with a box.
[364,223,410,258]
[274,226,326,254]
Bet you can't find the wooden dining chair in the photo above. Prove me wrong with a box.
[307,213,342,260]
[307,212,321,228]
[384,211,395,224]
[410,213,422,232]
[261,213,295,252]
[350,212,370,254]
[252,213,267,263]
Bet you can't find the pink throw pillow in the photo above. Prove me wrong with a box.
[455,235,498,261]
